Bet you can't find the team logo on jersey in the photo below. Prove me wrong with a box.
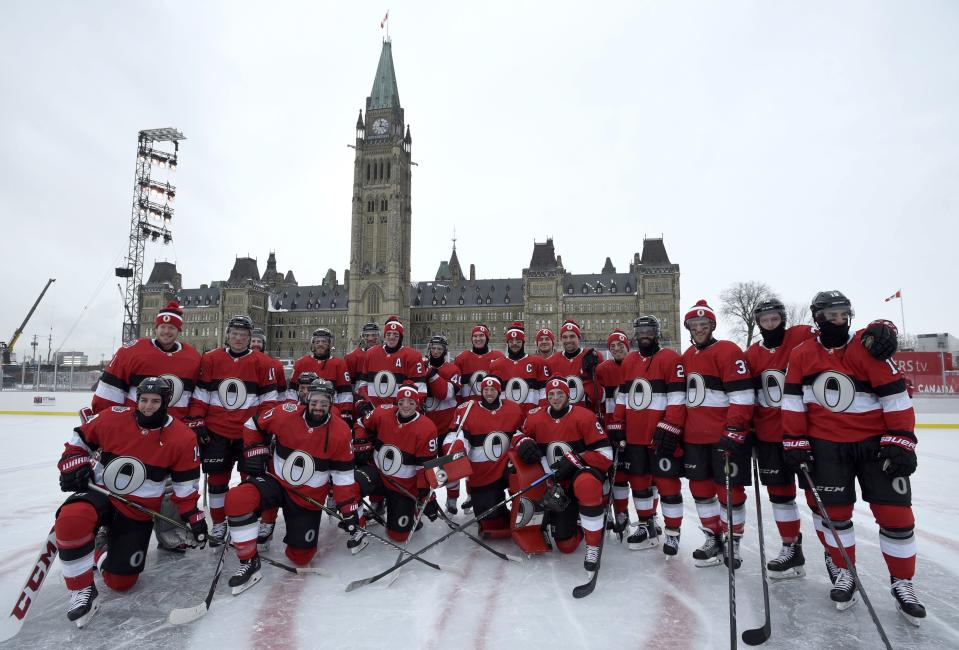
[566,375,585,404]
[759,370,786,408]
[810,371,856,413]
[282,403,298,413]
[504,377,530,404]
[545,440,573,466]
[159,374,184,405]
[111,406,130,413]
[280,450,316,486]
[216,378,248,411]
[685,373,707,408]
[469,371,488,395]
[371,371,397,399]
[101,456,147,495]
[627,378,654,411]
[375,444,404,476]
[482,432,511,461]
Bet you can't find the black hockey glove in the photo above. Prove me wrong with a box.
[782,435,814,475]
[184,508,209,548]
[606,423,626,449]
[716,427,749,456]
[418,490,440,522]
[582,349,601,377]
[355,400,375,420]
[550,451,585,482]
[185,417,211,445]
[58,452,93,493]
[514,435,542,465]
[241,444,270,476]
[861,319,899,361]
[542,482,570,512]
[351,435,374,465]
[878,431,918,478]
[337,502,361,533]
[652,421,682,457]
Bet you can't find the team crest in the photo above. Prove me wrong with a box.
[282,403,298,413]
[111,406,131,412]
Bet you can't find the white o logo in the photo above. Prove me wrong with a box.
[514,497,537,527]
[811,371,856,412]
[892,477,909,496]
[469,371,488,395]
[159,373,184,405]
[546,441,573,466]
[281,450,316,486]
[504,377,529,404]
[760,370,785,408]
[658,457,672,473]
[162,315,171,323]
[686,373,706,408]
[482,432,511,461]
[372,371,396,398]
[217,377,248,411]
[129,551,145,568]
[627,378,654,411]
[397,515,410,529]
[566,376,585,404]
[728,461,739,478]
[376,444,404,476]
[305,528,316,543]
[102,456,147,495]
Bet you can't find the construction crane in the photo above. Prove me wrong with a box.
[1,278,56,364]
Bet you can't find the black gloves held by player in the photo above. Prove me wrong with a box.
[782,435,814,475]
[582,349,601,377]
[184,417,210,445]
[861,319,899,361]
[515,435,542,465]
[184,508,209,548]
[550,451,585,482]
[716,427,749,456]
[352,436,374,464]
[337,502,361,534]
[58,452,93,492]
[241,444,270,476]
[606,423,626,449]
[355,400,375,420]
[418,489,440,521]
[878,431,918,478]
[652,421,682,457]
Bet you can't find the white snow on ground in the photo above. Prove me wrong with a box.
[0,392,958,649]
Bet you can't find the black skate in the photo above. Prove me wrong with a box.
[208,521,228,547]
[228,555,262,596]
[830,568,859,611]
[257,521,275,552]
[662,528,680,557]
[722,534,742,571]
[584,544,601,572]
[890,578,926,627]
[824,552,840,584]
[347,529,369,555]
[461,497,472,514]
[767,534,806,580]
[627,519,659,551]
[67,584,100,628]
[692,528,723,567]
[445,497,458,515]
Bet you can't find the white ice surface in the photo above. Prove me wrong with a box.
[1,393,958,649]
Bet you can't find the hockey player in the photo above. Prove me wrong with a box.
[422,335,461,437]
[353,382,439,541]
[91,301,201,419]
[360,316,428,407]
[594,329,633,537]
[251,329,288,404]
[54,377,206,627]
[454,324,505,402]
[535,328,555,360]
[345,322,381,395]
[291,328,353,419]
[187,315,279,544]
[613,316,686,554]
[781,291,925,623]
[489,322,549,415]
[512,377,613,571]
[681,300,754,569]
[546,320,604,412]
[443,376,523,534]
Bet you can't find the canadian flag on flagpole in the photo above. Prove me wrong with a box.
[380,10,389,29]
[885,290,902,302]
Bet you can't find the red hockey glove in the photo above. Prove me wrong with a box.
[782,435,814,475]
[878,431,917,478]
[183,508,209,548]
[717,427,748,455]
[58,452,93,493]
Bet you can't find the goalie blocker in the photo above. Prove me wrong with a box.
[424,450,473,490]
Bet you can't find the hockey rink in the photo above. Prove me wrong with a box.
[1,392,957,649]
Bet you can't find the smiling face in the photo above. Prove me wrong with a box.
[686,317,714,345]
[507,338,524,354]
[137,393,163,417]
[228,327,251,353]
[561,331,579,353]
[384,330,400,347]
[155,323,179,347]
[537,337,553,355]
[471,331,488,349]
[397,396,418,417]
[609,340,628,361]
[547,388,568,410]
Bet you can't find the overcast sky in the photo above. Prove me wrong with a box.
[1,1,957,361]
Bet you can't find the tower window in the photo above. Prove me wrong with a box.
[366,163,370,181]
[387,162,391,180]
[367,200,374,213]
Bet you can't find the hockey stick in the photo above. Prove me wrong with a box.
[346,471,554,592]
[386,489,432,587]
[800,464,892,650]
[87,484,200,537]
[168,531,230,625]
[258,555,328,576]
[0,526,58,642]
[572,446,618,598]
[722,451,737,649]
[742,452,771,646]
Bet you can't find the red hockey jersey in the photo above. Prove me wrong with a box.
[489,354,548,414]
[446,399,524,487]
[92,338,201,419]
[516,405,613,474]
[746,325,818,442]
[782,332,914,443]
[345,346,368,393]
[355,405,438,493]
[545,349,602,412]
[64,407,200,521]
[360,344,428,406]
[188,348,279,439]
[611,349,687,445]
[291,354,354,415]
[454,349,506,402]
[244,403,358,512]
[423,360,461,436]
[595,358,624,431]
[681,340,754,444]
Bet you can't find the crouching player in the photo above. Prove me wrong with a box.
[224,379,362,595]
[54,377,206,627]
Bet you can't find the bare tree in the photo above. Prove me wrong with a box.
[720,281,775,347]
[786,302,812,327]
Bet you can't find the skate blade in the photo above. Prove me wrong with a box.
[834,592,859,611]
[896,604,924,627]
[768,566,806,580]
[694,557,722,568]
[628,539,658,551]
[349,539,370,555]
[73,601,100,629]
[231,573,261,596]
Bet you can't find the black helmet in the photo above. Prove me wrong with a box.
[809,290,853,323]
[428,335,448,349]
[633,315,661,337]
[251,328,267,344]
[227,315,254,332]
[296,371,319,387]
[311,328,333,345]
[136,376,173,408]
[361,322,380,335]
[308,378,335,402]
[754,299,786,323]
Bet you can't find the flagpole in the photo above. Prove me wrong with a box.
[899,289,906,341]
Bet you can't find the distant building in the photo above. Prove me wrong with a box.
[57,351,89,367]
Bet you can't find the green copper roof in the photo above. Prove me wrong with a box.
[369,41,400,109]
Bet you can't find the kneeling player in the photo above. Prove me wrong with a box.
[513,377,613,571]
[224,380,362,594]
[54,378,206,627]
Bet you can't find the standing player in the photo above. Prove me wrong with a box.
[291,328,353,420]
[422,335,461,437]
[535,328,555,360]
[345,322,381,396]
[360,316,428,407]
[54,377,206,627]
[187,315,279,544]
[251,329,289,403]
[91,300,200,419]
[781,291,924,622]
[681,300,754,569]
[594,329,632,535]
[614,316,687,553]
[454,324,505,402]
[513,377,613,571]
[489,322,548,415]
[546,320,603,412]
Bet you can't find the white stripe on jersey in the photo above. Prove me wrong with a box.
[94,382,126,406]
[801,386,882,414]
[879,392,912,414]
[172,479,199,499]
[781,394,806,413]
[728,389,755,406]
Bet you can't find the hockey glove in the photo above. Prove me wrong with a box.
[861,319,899,361]
[418,490,440,522]
[351,436,374,464]
[782,435,814,475]
[716,427,749,456]
[337,502,361,533]
[184,508,209,548]
[241,444,270,476]
[582,349,601,377]
[515,435,542,465]
[606,423,626,449]
[58,452,93,493]
[878,431,918,478]
[185,417,211,445]
[355,400,375,420]
[550,451,585,482]
[652,421,682,457]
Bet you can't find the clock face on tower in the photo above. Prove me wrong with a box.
[372,118,390,135]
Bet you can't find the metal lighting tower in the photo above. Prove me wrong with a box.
[116,128,185,343]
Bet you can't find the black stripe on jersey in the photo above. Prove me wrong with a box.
[784,382,803,396]
[667,381,686,393]
[171,467,201,482]
[537,440,587,454]
[98,371,128,392]
[800,374,872,394]
[362,371,410,383]
[257,382,278,396]
[618,378,669,393]
[603,386,617,397]
[207,379,261,394]
[129,373,196,392]
[414,455,434,465]
[586,438,612,452]
[99,452,168,482]
[874,378,907,398]
[724,378,755,393]
[701,376,726,391]
[275,444,354,472]
[335,385,352,394]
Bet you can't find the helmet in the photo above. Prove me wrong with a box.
[633,315,660,338]
[311,328,333,344]
[428,335,448,349]
[809,290,854,323]
[251,328,267,344]
[297,371,319,387]
[754,299,786,321]
[361,322,380,335]
[136,376,173,408]
[307,378,335,402]
[227,315,254,333]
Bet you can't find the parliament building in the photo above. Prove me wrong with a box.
[138,40,681,359]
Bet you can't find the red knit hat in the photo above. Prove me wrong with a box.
[155,301,183,331]
[607,329,629,349]
[471,324,490,340]
[545,377,570,397]
[684,299,717,328]
[505,321,525,342]
[535,328,555,343]
[384,315,404,335]
[395,381,420,403]
[560,320,581,339]
[480,375,502,392]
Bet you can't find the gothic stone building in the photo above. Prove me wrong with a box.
[138,40,681,358]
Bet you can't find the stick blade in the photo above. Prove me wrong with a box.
[168,603,209,625]
[742,623,771,646]
[572,571,598,599]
